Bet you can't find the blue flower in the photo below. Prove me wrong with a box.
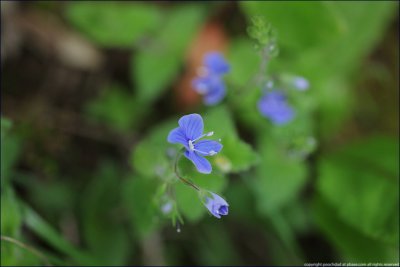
[192,52,230,106]
[258,90,295,125]
[203,52,230,75]
[192,76,226,106]
[167,114,222,174]
[204,192,229,219]
[293,76,309,91]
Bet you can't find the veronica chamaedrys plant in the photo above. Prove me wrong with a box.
[192,52,230,105]
[167,113,222,174]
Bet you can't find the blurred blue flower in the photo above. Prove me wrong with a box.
[192,76,226,106]
[258,90,295,125]
[293,76,309,91]
[203,52,230,75]
[192,52,230,106]
[167,114,222,174]
[204,192,229,219]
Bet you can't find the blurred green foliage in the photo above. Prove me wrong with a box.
[1,1,398,266]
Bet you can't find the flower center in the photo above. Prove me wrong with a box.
[188,140,195,151]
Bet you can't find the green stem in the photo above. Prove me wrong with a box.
[174,149,200,191]
[1,235,52,266]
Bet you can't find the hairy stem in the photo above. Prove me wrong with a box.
[1,235,52,266]
[174,150,200,191]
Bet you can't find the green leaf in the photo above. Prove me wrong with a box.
[131,119,176,178]
[66,2,161,47]
[227,38,260,87]
[23,205,97,265]
[251,133,308,215]
[240,2,343,54]
[132,4,205,103]
[317,135,399,245]
[313,194,399,262]
[85,84,144,132]
[202,105,238,139]
[122,176,160,239]
[1,187,22,237]
[0,118,21,189]
[81,161,130,265]
[213,136,259,173]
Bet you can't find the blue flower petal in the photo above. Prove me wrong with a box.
[258,91,295,125]
[178,114,204,141]
[204,81,226,106]
[167,127,188,148]
[204,52,230,75]
[194,140,223,155]
[184,150,212,174]
[192,77,211,94]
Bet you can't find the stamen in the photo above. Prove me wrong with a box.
[188,140,195,151]
[208,150,217,156]
[206,131,214,136]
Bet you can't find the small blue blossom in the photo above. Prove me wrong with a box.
[293,76,309,91]
[167,114,222,174]
[203,52,230,75]
[258,90,295,125]
[192,76,226,105]
[192,52,230,106]
[204,192,229,219]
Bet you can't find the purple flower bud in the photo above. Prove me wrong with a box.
[204,192,229,219]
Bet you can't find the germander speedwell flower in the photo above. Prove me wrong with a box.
[167,113,222,174]
[203,192,229,219]
[192,52,230,106]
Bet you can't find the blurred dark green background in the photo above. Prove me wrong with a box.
[1,1,399,266]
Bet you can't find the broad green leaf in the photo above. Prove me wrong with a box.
[85,84,144,132]
[202,105,238,139]
[133,4,205,103]
[81,161,130,265]
[213,136,259,173]
[122,176,160,239]
[131,119,176,178]
[317,135,399,245]
[227,38,260,86]
[313,194,399,262]
[251,133,308,215]
[66,2,161,47]
[240,2,343,54]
